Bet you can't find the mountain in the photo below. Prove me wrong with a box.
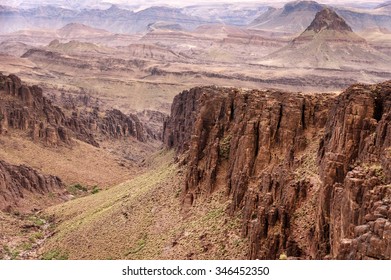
[336,8,391,31]
[249,0,391,33]
[57,23,111,38]
[182,3,268,26]
[249,1,324,33]
[260,8,391,70]
[0,5,211,34]
[375,1,391,13]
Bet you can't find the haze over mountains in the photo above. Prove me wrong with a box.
[0,0,391,261]
[260,8,391,69]
[1,1,391,34]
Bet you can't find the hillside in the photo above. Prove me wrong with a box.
[260,8,391,70]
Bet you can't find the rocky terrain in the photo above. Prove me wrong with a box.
[0,0,391,261]
[163,80,391,259]
[0,73,152,147]
[0,160,66,212]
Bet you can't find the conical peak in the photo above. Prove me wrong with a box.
[305,8,353,33]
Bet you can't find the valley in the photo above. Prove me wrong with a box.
[0,0,390,260]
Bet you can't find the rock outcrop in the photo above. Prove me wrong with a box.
[164,81,391,259]
[0,159,66,212]
[316,82,391,259]
[0,73,152,146]
[305,7,352,33]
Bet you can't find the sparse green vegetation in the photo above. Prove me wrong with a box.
[363,163,386,184]
[91,185,100,194]
[41,249,68,260]
[28,215,45,227]
[0,113,4,122]
[203,208,224,221]
[126,234,147,256]
[68,183,88,194]
[174,187,182,198]
[219,135,232,160]
[29,232,44,243]
[20,242,33,251]
[3,245,20,260]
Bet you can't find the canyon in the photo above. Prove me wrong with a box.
[0,1,391,260]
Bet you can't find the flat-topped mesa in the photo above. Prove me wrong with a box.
[164,81,391,259]
[306,7,352,33]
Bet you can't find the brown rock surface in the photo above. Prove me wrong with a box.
[164,80,391,259]
[0,73,152,146]
[0,159,66,212]
[306,8,353,33]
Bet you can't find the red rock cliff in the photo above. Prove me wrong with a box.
[0,73,152,146]
[0,159,67,212]
[163,81,391,259]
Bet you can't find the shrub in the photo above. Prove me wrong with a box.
[219,135,232,159]
[68,183,88,194]
[91,185,100,194]
[41,249,68,260]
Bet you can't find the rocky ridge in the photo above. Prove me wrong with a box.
[0,159,66,212]
[0,73,152,146]
[164,81,391,259]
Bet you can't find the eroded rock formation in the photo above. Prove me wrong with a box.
[0,159,66,212]
[0,73,152,146]
[164,81,391,259]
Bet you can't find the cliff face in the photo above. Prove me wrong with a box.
[0,160,66,212]
[163,81,391,259]
[0,73,151,146]
[316,82,391,259]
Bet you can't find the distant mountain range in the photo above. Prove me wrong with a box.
[249,0,391,33]
[0,4,211,34]
[1,1,391,35]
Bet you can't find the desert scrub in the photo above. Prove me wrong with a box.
[41,249,68,260]
[125,234,147,256]
[28,215,45,227]
[203,207,224,221]
[29,232,44,243]
[364,163,386,183]
[219,135,232,159]
[3,245,20,260]
[91,185,100,194]
[68,183,88,194]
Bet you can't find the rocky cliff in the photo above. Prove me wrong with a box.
[0,159,66,212]
[163,81,391,259]
[0,73,152,146]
